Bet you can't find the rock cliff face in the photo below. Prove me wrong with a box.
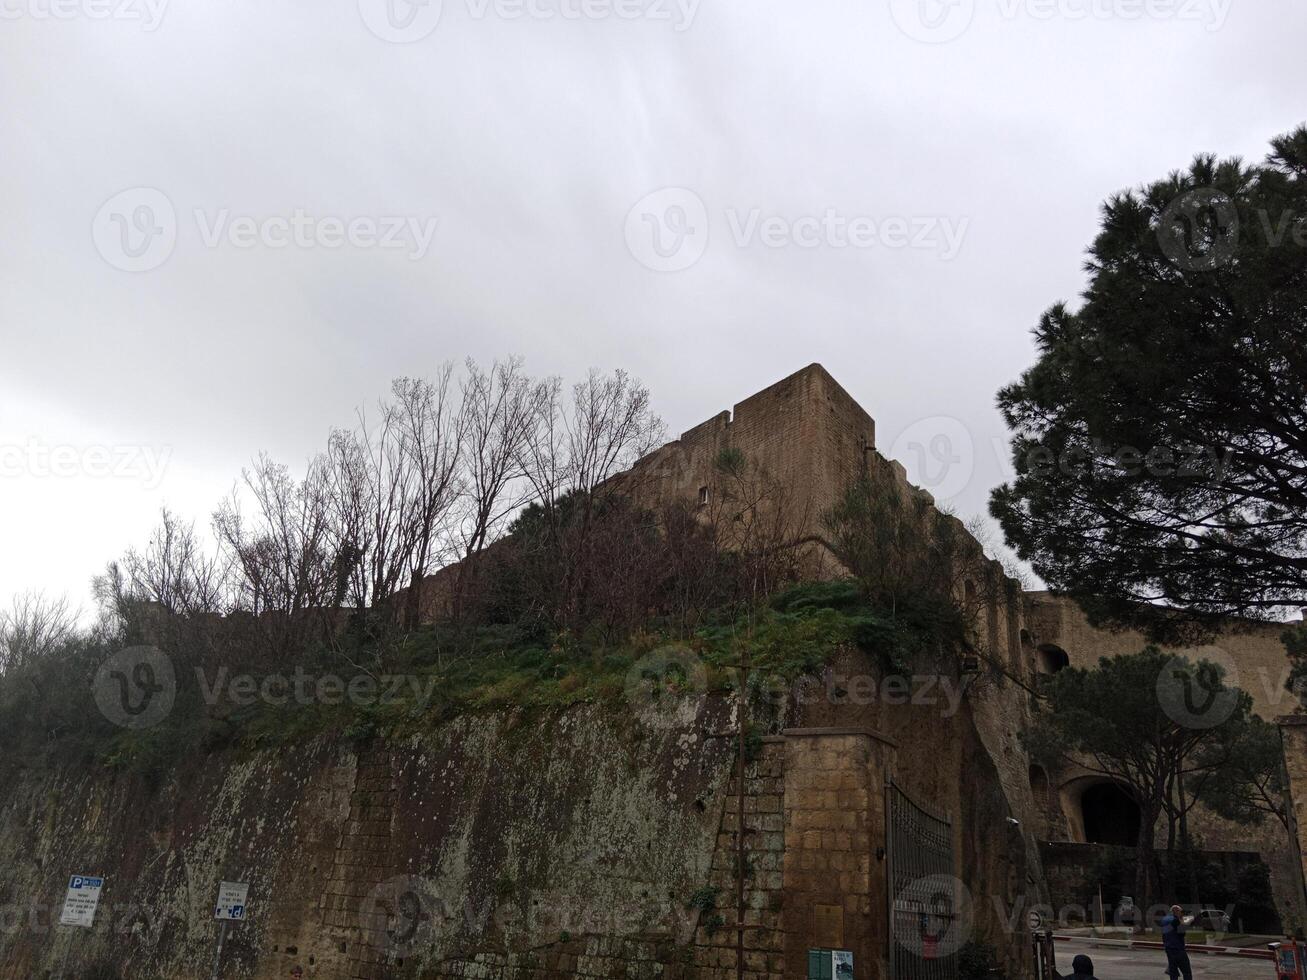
[0,700,736,979]
[0,655,1051,980]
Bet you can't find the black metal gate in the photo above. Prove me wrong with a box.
[886,779,960,980]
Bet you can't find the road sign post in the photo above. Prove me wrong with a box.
[57,875,104,979]
[211,880,250,980]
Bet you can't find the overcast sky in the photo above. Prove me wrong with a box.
[2,0,1304,617]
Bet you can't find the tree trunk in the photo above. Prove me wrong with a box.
[1135,802,1160,918]
[1179,795,1201,906]
[1161,811,1177,901]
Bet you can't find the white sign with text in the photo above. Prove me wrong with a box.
[59,875,104,928]
[214,881,250,921]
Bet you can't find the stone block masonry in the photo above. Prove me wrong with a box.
[780,730,895,980]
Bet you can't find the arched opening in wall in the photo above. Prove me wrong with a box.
[1029,764,1049,797]
[1036,644,1070,674]
[1080,782,1141,846]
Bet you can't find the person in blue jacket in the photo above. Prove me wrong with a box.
[1161,904,1195,980]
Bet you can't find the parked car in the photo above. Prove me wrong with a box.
[1195,908,1233,932]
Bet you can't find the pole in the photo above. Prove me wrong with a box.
[211,919,228,980]
[57,933,71,979]
[736,642,749,980]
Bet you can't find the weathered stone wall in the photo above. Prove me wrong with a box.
[11,361,1304,977]
[1025,593,1306,927]
[0,701,737,979]
[625,363,875,530]
[0,659,1043,979]
[1024,593,1299,721]
[1277,717,1307,933]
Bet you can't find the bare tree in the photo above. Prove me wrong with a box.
[121,507,229,615]
[214,453,338,652]
[518,368,665,632]
[0,591,79,675]
[392,370,463,629]
[324,406,413,612]
[451,358,539,621]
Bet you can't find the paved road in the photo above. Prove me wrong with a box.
[1056,940,1270,979]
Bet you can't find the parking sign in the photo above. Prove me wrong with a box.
[214,881,250,921]
[59,875,104,928]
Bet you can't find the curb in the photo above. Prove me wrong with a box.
[1054,935,1274,961]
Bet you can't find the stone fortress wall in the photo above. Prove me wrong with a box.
[620,362,1307,929]
[5,363,1305,979]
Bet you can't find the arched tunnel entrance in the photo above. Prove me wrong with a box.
[1080,782,1141,846]
[1036,644,1070,674]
